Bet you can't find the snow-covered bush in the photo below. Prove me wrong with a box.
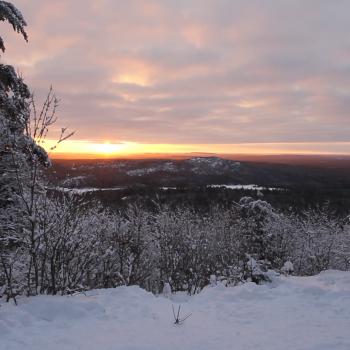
[2,194,350,299]
[281,261,294,275]
[244,256,271,284]
[293,206,347,275]
[93,205,157,290]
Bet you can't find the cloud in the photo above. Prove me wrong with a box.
[2,0,350,147]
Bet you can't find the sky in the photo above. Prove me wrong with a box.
[2,0,350,157]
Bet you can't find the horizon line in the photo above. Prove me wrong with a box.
[49,151,350,160]
[43,140,350,159]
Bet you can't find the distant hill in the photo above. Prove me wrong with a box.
[47,155,350,189]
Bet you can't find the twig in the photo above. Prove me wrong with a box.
[172,304,192,325]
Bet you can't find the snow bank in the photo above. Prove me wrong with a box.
[1,271,350,350]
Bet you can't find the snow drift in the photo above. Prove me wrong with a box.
[1,270,350,350]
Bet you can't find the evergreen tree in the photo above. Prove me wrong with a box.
[0,1,49,300]
[0,0,27,52]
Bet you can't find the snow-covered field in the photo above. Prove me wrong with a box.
[1,270,350,350]
[53,184,282,195]
[209,184,283,191]
[52,186,126,194]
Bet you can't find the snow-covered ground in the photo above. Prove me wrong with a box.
[1,270,350,350]
[209,184,283,191]
[52,184,283,194]
[52,186,126,194]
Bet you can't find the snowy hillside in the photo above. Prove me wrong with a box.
[1,270,350,350]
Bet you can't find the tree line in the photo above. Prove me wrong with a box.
[1,191,349,302]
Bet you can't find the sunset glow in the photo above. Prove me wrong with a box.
[3,1,350,156]
[45,140,350,159]
[113,73,151,87]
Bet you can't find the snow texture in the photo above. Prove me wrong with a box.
[53,184,281,195]
[52,186,126,194]
[209,184,283,191]
[1,270,350,350]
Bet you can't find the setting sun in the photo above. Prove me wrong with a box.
[92,142,125,155]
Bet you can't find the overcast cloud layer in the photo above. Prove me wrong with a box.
[2,0,350,145]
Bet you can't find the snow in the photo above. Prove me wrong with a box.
[53,186,179,194]
[186,157,240,168]
[51,186,126,194]
[281,261,294,274]
[185,157,241,175]
[1,270,350,350]
[209,184,283,191]
[61,176,89,187]
[126,162,178,176]
[127,168,158,176]
[53,185,283,195]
